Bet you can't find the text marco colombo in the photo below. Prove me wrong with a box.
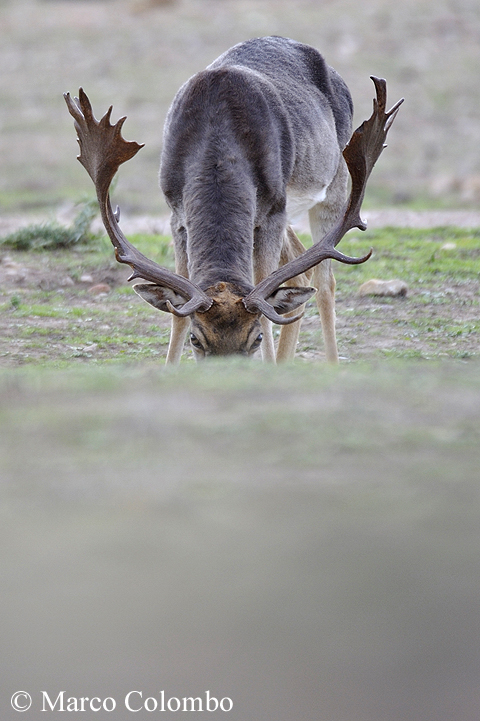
[15,690,234,713]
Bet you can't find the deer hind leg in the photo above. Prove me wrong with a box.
[276,226,312,362]
[312,259,338,363]
[308,160,349,363]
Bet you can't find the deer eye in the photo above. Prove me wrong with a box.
[251,333,263,351]
[190,333,203,350]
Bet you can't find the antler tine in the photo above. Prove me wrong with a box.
[64,89,213,313]
[251,297,305,326]
[243,78,404,318]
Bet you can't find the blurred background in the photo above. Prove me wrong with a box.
[0,0,479,216]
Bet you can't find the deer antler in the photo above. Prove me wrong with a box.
[64,89,213,315]
[243,77,404,322]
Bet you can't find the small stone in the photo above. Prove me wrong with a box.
[358,279,408,297]
[88,283,111,295]
[2,256,17,268]
[5,267,27,281]
[80,273,94,283]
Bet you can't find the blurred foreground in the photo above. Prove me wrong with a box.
[1,361,480,720]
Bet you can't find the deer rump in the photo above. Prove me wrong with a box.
[65,36,403,362]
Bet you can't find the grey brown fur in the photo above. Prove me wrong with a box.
[143,36,354,360]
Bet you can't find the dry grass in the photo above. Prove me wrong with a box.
[0,0,479,215]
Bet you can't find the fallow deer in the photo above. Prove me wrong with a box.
[65,36,403,362]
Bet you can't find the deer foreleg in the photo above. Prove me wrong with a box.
[259,316,276,362]
[276,317,302,361]
[165,239,190,364]
[253,214,288,363]
[166,315,190,364]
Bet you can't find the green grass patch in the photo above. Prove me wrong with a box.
[327,227,480,291]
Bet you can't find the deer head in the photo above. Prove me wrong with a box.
[133,278,315,358]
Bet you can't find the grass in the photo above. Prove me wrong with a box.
[1,355,479,491]
[0,225,478,367]
[323,227,480,361]
[0,196,100,250]
[327,227,480,288]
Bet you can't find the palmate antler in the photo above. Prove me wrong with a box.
[64,88,213,316]
[242,77,404,323]
[65,80,403,326]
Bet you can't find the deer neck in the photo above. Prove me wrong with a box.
[181,148,256,290]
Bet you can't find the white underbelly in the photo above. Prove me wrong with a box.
[286,186,327,223]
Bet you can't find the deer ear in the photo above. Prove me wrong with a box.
[266,286,316,315]
[133,283,189,313]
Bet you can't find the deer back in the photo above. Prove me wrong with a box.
[160,36,354,291]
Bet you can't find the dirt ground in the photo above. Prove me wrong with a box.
[2,208,480,238]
